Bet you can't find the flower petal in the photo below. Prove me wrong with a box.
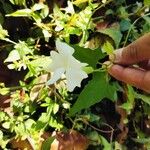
[56,39,74,55]
[68,55,88,69]
[65,68,88,91]
[49,51,65,71]
[46,68,65,85]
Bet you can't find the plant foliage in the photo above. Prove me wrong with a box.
[0,0,150,149]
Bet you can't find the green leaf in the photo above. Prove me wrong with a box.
[42,136,55,150]
[0,24,9,40]
[144,0,150,6]
[40,5,49,18]
[98,27,122,48]
[69,72,117,116]
[13,41,33,59]
[9,0,26,6]
[143,16,150,24]
[120,19,131,32]
[100,135,112,150]
[102,41,114,55]
[53,103,59,114]
[2,122,10,129]
[30,57,52,71]
[0,88,10,95]
[25,119,36,130]
[83,66,94,74]
[87,131,112,149]
[53,4,65,19]
[133,137,150,144]
[4,50,20,62]
[0,13,4,25]
[32,3,45,11]
[73,0,89,6]
[135,93,150,106]
[6,9,32,17]
[0,1,13,14]
[73,45,105,69]
[35,113,49,130]
[120,85,135,114]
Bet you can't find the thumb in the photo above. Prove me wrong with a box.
[110,33,150,65]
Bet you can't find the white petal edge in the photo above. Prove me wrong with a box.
[65,68,88,91]
[46,68,65,85]
[56,39,74,55]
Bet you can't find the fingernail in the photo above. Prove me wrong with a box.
[110,48,123,63]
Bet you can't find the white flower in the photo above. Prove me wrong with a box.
[45,39,88,91]
[64,1,75,14]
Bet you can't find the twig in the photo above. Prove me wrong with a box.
[123,12,150,47]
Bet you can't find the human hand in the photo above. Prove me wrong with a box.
[108,33,150,93]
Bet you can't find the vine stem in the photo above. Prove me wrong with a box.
[123,12,150,47]
[69,116,114,143]
[84,121,114,143]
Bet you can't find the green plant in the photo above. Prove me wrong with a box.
[0,0,150,149]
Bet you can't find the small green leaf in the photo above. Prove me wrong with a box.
[41,5,49,18]
[135,93,150,106]
[120,19,131,32]
[35,113,49,130]
[6,9,32,17]
[42,136,55,150]
[9,0,26,6]
[0,88,10,95]
[32,3,45,11]
[120,85,135,114]
[98,26,122,48]
[73,45,105,69]
[69,72,117,116]
[30,56,52,69]
[102,41,114,55]
[0,13,4,25]
[25,119,36,130]
[133,137,150,144]
[88,131,112,149]
[53,103,59,114]
[144,0,150,6]
[73,0,89,6]
[2,122,10,129]
[0,24,9,40]
[83,66,94,74]
[100,135,112,150]
[4,50,20,62]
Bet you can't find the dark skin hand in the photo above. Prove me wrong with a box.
[108,33,150,93]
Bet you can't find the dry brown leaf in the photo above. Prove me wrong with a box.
[11,139,33,150]
[30,74,48,101]
[50,130,89,150]
[115,100,128,144]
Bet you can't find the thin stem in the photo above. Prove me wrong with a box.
[123,12,150,47]
[5,38,17,45]
[92,0,113,15]
[84,120,114,134]
[7,82,46,91]
[70,116,114,143]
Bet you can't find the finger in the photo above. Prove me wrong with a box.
[111,33,150,65]
[138,60,150,70]
[108,64,150,93]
